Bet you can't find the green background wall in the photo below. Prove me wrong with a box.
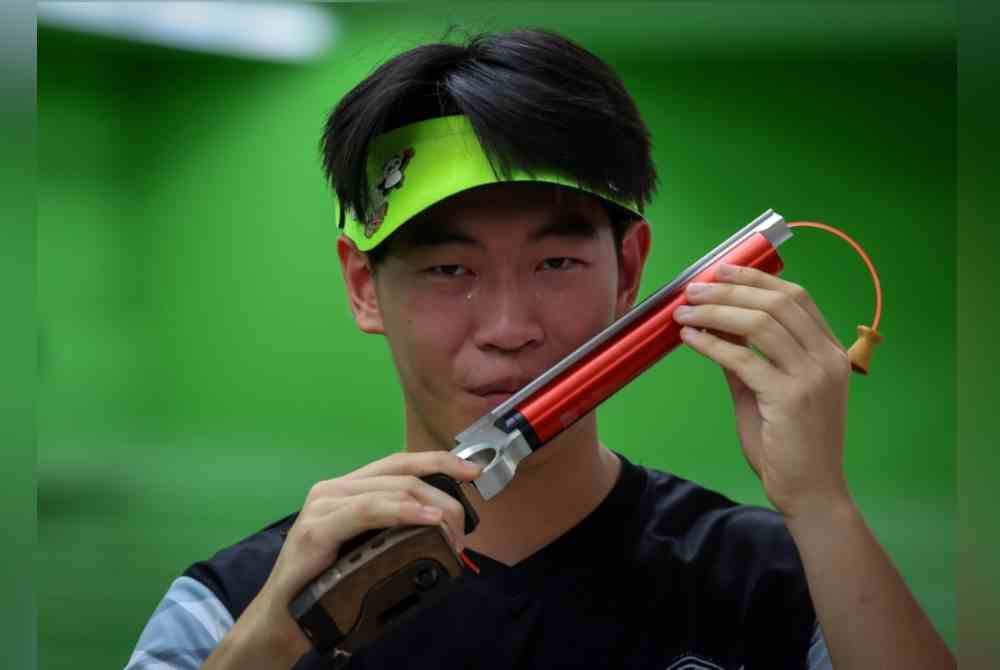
[38,4,955,669]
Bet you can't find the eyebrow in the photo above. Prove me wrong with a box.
[402,211,600,250]
[529,214,600,242]
[404,227,480,249]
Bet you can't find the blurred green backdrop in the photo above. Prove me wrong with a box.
[37,4,955,669]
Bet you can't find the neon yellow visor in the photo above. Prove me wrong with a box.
[339,115,642,251]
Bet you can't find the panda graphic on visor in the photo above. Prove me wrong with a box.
[365,147,415,238]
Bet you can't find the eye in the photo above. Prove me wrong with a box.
[427,264,469,277]
[539,257,580,271]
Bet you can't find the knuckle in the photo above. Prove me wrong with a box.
[405,475,423,495]
[384,452,408,471]
[751,312,773,332]
[734,346,758,367]
[391,490,413,504]
[790,284,810,304]
[306,481,328,502]
[302,498,323,517]
[437,451,462,471]
[771,292,794,313]
[356,498,380,524]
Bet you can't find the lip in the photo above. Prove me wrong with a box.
[479,391,515,404]
[465,391,514,415]
[468,378,533,397]
[466,377,533,411]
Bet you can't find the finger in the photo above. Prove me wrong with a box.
[712,265,843,350]
[709,329,762,366]
[287,491,435,564]
[315,475,468,541]
[343,450,483,483]
[274,493,440,602]
[675,303,810,375]
[680,325,784,393]
[301,495,345,520]
[321,492,444,547]
[687,282,833,365]
[303,488,416,519]
[711,329,748,348]
[325,492,464,553]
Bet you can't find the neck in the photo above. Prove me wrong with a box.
[405,413,622,566]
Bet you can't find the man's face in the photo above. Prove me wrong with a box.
[343,182,647,450]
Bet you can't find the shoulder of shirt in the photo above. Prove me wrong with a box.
[627,460,818,659]
[182,511,299,620]
[630,462,803,573]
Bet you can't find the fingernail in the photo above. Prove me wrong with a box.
[718,264,736,278]
[686,282,709,296]
[675,305,692,317]
[420,506,442,521]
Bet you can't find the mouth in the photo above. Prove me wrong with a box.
[467,378,533,409]
[476,391,515,407]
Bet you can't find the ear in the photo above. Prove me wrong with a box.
[337,235,385,334]
[615,219,652,318]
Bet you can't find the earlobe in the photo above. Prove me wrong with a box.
[337,236,385,334]
[616,219,652,318]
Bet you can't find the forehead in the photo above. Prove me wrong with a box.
[392,182,611,246]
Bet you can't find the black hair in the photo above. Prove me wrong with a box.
[321,28,658,261]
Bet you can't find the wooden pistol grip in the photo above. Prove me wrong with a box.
[315,525,463,652]
[292,474,477,654]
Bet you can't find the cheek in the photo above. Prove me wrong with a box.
[537,265,620,349]
[379,286,471,389]
[399,288,471,340]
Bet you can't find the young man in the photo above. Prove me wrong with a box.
[125,29,953,670]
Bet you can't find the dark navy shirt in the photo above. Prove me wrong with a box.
[125,453,831,669]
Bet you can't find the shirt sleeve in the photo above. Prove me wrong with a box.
[807,622,833,670]
[124,576,234,670]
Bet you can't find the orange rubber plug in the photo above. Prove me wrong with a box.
[847,325,883,375]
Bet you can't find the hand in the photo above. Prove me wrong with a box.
[673,263,852,520]
[220,451,482,668]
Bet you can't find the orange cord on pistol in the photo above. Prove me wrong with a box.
[459,550,480,574]
[787,221,884,375]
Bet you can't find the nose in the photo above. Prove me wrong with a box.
[471,279,544,355]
